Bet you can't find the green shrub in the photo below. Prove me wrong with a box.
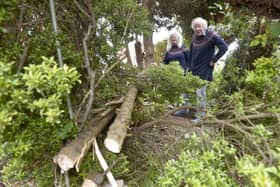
[0,56,80,186]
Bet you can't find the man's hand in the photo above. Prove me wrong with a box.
[209,60,215,67]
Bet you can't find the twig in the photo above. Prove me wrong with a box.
[91,107,107,114]
[82,24,93,77]
[135,105,205,131]
[73,0,91,19]
[94,139,118,187]
[204,119,268,162]
[228,113,276,123]
[17,38,31,73]
[85,0,97,31]
[80,71,96,123]
[17,1,26,41]
[75,91,91,122]
[76,23,95,125]
[105,97,124,106]
[265,141,273,166]
[122,8,135,39]
[95,61,121,89]
[64,171,70,187]
[58,171,63,187]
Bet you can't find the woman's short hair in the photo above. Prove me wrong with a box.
[191,17,208,30]
[166,32,182,51]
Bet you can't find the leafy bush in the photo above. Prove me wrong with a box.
[0,56,80,186]
[245,51,280,101]
[237,150,280,187]
[157,134,237,187]
[139,63,207,104]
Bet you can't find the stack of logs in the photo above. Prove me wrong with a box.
[53,85,138,187]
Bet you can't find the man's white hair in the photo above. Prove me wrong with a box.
[166,32,182,51]
[191,17,208,30]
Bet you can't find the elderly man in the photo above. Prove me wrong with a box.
[188,17,228,122]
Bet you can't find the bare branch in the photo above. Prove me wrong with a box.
[80,71,96,123]
[84,0,97,31]
[82,24,93,76]
[17,1,26,41]
[73,0,91,19]
[95,61,121,89]
[122,8,135,39]
[17,38,31,73]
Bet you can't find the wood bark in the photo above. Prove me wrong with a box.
[125,44,132,65]
[143,0,155,66]
[143,32,154,66]
[81,171,101,187]
[53,108,116,172]
[134,40,144,69]
[104,85,138,153]
[102,180,126,187]
[82,171,125,187]
[17,38,31,73]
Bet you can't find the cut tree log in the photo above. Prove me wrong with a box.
[104,85,138,153]
[82,171,125,187]
[81,170,101,187]
[102,180,126,187]
[53,107,116,172]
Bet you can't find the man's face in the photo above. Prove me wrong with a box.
[170,35,178,46]
[193,23,205,36]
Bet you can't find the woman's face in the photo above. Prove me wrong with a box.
[193,23,205,36]
[170,35,179,46]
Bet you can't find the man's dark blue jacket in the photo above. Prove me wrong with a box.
[189,30,228,81]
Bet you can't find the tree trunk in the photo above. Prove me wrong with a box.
[143,32,154,66]
[104,85,138,153]
[53,107,116,172]
[143,0,154,67]
[125,43,133,65]
[134,40,144,69]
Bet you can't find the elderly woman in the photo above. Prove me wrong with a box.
[188,17,228,122]
[163,32,189,74]
[163,32,189,116]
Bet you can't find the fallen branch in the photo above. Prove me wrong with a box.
[228,112,276,123]
[104,85,138,153]
[105,97,124,106]
[136,111,276,132]
[53,107,116,172]
[92,107,107,114]
[135,105,204,131]
[94,140,118,187]
[81,170,100,187]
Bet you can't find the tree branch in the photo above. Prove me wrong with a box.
[95,61,121,89]
[73,0,91,19]
[17,38,31,73]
